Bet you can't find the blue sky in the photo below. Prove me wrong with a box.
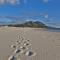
[0,0,60,27]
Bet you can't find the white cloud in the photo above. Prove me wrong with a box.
[43,0,48,3]
[0,0,21,5]
[25,19,30,22]
[7,0,20,5]
[7,0,16,4]
[24,0,27,3]
[0,0,5,4]
[16,0,20,4]
[44,14,48,18]
[43,0,52,3]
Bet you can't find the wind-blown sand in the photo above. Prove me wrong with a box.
[0,27,60,60]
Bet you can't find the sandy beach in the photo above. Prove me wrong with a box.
[0,27,60,60]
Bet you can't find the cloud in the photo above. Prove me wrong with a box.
[7,0,20,5]
[25,19,30,22]
[44,14,48,18]
[43,0,52,3]
[0,0,21,5]
[7,0,16,4]
[0,0,5,4]
[17,0,20,4]
[24,0,27,3]
[43,0,48,3]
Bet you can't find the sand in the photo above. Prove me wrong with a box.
[0,27,60,60]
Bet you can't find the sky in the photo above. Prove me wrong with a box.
[0,0,60,27]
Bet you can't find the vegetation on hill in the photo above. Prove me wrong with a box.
[18,21,46,28]
[7,21,47,28]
